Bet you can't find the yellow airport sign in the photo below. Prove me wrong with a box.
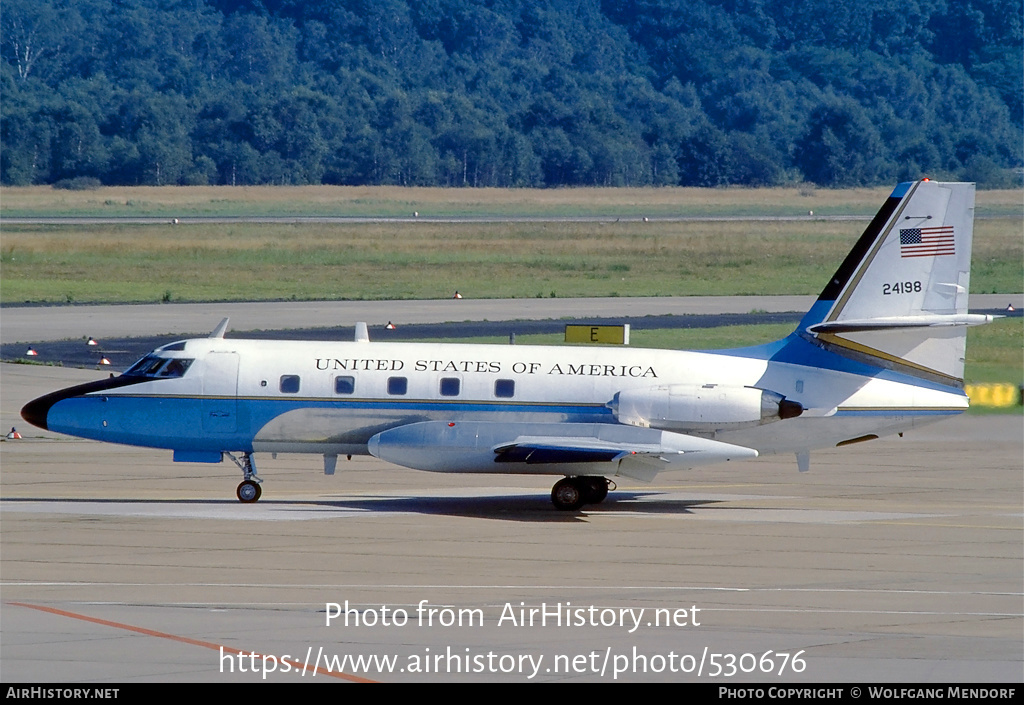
[565,324,630,345]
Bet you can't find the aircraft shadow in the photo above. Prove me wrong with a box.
[310,491,723,521]
[2,494,723,523]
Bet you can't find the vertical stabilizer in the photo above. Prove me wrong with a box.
[801,181,989,386]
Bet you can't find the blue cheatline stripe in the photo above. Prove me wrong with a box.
[99,394,612,415]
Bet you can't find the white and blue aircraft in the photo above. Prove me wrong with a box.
[22,180,993,510]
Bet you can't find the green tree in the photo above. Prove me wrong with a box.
[794,96,890,186]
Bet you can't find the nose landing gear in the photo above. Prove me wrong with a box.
[227,452,263,503]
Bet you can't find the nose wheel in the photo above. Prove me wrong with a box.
[237,479,262,503]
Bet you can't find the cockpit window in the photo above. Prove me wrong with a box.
[124,355,194,378]
[158,358,193,377]
[125,356,164,376]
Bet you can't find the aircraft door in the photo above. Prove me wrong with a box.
[201,352,239,433]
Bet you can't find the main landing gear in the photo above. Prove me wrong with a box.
[550,476,615,511]
[227,451,263,503]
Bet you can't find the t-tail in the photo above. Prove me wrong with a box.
[797,180,994,388]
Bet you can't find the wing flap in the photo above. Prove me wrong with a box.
[494,443,626,464]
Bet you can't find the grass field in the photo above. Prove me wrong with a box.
[2,183,1022,217]
[3,185,1019,304]
[2,217,1020,304]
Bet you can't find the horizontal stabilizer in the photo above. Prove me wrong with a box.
[807,313,996,334]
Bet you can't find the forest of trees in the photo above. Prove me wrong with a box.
[2,0,1021,188]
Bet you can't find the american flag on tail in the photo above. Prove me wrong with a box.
[899,226,955,258]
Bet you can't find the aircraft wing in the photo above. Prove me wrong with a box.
[368,420,757,482]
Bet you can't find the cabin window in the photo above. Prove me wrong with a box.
[387,376,408,395]
[335,376,355,394]
[280,375,300,393]
[439,377,460,396]
[494,379,515,398]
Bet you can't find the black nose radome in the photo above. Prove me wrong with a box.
[20,375,149,431]
[20,395,51,430]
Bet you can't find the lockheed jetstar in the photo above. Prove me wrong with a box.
[22,181,992,510]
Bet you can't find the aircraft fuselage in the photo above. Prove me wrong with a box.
[27,335,965,466]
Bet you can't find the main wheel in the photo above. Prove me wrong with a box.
[551,477,585,511]
[237,480,262,503]
[582,477,609,504]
